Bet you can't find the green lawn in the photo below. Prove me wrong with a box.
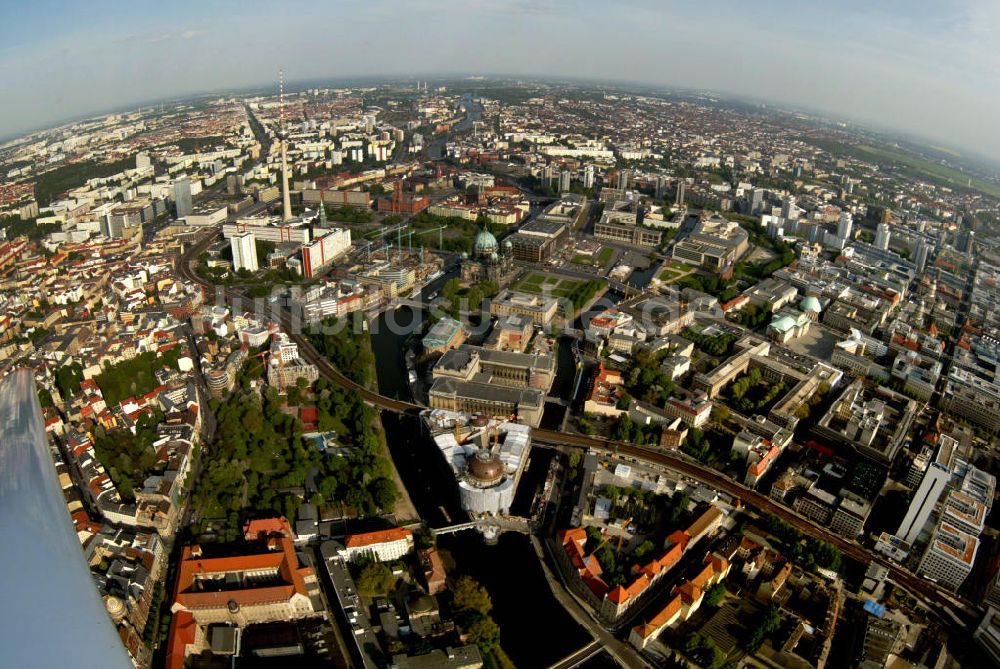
[513,272,585,297]
[659,268,681,281]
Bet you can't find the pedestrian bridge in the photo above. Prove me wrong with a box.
[431,515,535,537]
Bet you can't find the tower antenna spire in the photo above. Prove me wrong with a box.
[279,69,292,222]
[279,69,286,134]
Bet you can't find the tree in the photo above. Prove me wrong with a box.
[704,583,727,607]
[356,562,394,596]
[634,540,656,559]
[467,616,501,653]
[612,414,635,442]
[567,452,581,470]
[711,404,731,424]
[616,392,632,411]
[453,576,492,615]
[369,477,398,512]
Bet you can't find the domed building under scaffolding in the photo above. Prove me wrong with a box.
[422,409,531,516]
[461,222,513,284]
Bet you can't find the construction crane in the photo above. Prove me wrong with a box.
[405,225,446,251]
[586,531,610,561]
[617,517,633,554]
[359,221,411,262]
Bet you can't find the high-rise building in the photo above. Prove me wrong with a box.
[749,188,764,215]
[226,174,244,195]
[914,238,929,273]
[780,195,796,220]
[135,152,151,171]
[655,175,668,200]
[173,177,193,219]
[230,232,258,273]
[675,181,686,207]
[917,520,978,591]
[583,165,595,189]
[559,169,572,193]
[875,222,891,250]
[957,229,975,254]
[895,462,951,545]
[617,169,630,191]
[837,212,854,240]
[540,165,555,190]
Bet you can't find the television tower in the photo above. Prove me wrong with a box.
[279,69,292,222]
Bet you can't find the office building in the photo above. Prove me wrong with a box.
[102,203,148,240]
[301,228,351,278]
[223,217,311,245]
[875,222,891,250]
[957,229,975,254]
[975,608,1000,666]
[895,462,951,545]
[940,367,1000,433]
[861,617,904,668]
[594,210,662,248]
[173,178,193,219]
[917,521,978,591]
[671,215,749,272]
[230,232,258,273]
[509,218,566,263]
[837,212,853,240]
[914,238,929,273]
[780,195,796,219]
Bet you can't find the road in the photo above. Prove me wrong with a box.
[176,223,981,636]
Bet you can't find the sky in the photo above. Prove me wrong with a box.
[2,0,999,158]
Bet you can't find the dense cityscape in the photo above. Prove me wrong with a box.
[2,69,1000,669]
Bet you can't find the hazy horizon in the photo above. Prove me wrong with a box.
[2,0,999,162]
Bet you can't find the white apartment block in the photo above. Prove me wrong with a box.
[917,521,978,592]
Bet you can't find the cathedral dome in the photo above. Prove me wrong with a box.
[473,228,498,257]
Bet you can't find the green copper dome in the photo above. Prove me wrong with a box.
[800,295,822,313]
[473,228,498,256]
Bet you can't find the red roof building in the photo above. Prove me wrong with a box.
[166,517,321,666]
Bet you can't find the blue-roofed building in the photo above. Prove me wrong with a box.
[863,599,887,618]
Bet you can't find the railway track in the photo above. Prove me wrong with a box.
[176,230,980,630]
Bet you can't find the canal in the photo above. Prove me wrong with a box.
[369,308,591,665]
[437,531,591,667]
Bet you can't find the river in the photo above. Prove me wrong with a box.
[427,92,482,160]
[369,306,591,665]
